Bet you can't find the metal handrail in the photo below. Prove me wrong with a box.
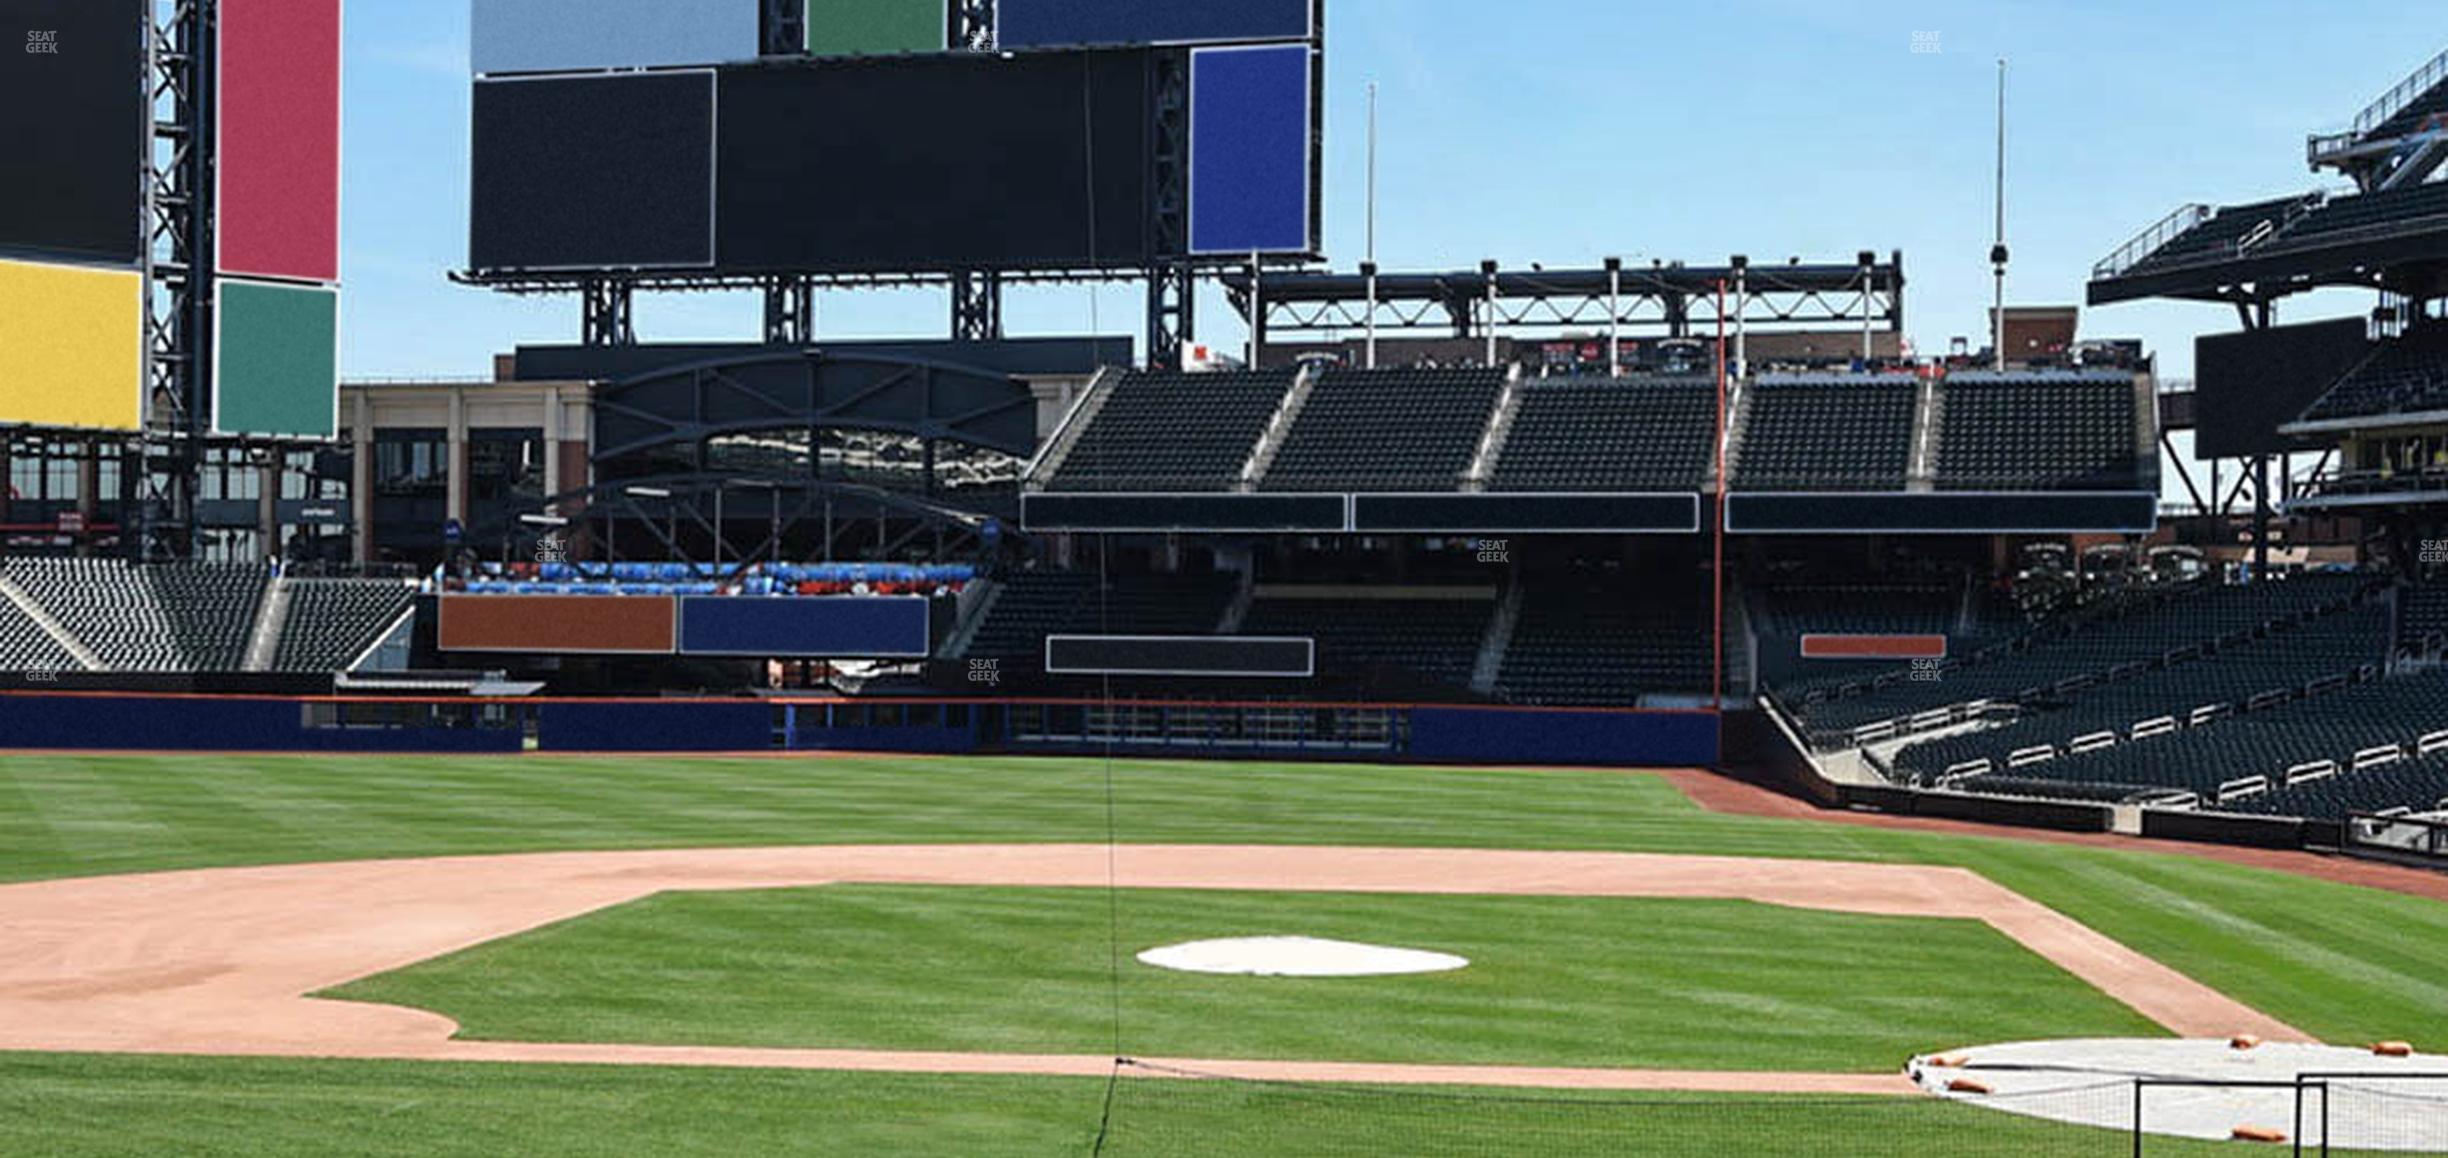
[2091,203,2211,280]
[2348,46,2448,141]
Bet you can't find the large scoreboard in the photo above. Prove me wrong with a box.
[465,0,1323,277]
[0,0,340,438]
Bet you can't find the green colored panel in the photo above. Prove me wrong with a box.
[217,280,337,437]
[806,0,945,55]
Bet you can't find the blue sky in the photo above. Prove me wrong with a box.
[341,1,2446,381]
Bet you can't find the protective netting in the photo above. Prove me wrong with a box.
[2314,1077,2448,1154]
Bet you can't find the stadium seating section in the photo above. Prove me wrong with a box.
[271,580,417,672]
[1489,377,1715,491]
[957,571,1237,660]
[2296,325,2448,423]
[1261,367,1506,492]
[1950,663,2447,815]
[1242,592,1492,688]
[1494,574,1710,705]
[1935,372,2140,490]
[1782,575,2373,746]
[2,559,266,672]
[2273,181,2448,247]
[0,593,78,672]
[1733,375,1917,490]
[2123,196,2315,272]
[2404,584,2448,653]
[1046,370,1293,492]
[1770,572,2448,821]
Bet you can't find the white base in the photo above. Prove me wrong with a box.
[1136,936,1469,978]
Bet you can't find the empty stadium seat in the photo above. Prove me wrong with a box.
[1242,593,1491,689]
[1261,367,1506,492]
[957,571,1238,661]
[1732,375,1916,491]
[1935,372,2141,491]
[2296,325,2448,423]
[1,559,267,672]
[1488,377,1714,491]
[1046,369,1295,492]
[1782,574,2374,747]
[273,580,417,672]
[1494,574,1711,705]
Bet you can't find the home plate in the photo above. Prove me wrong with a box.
[1136,936,1469,977]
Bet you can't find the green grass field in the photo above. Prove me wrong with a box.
[326,885,2161,1070]
[6,1051,2342,1158]
[2,751,2444,1154]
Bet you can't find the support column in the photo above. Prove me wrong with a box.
[446,388,469,528]
[351,390,374,564]
[258,457,279,562]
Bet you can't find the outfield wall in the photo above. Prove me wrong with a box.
[0,692,1716,766]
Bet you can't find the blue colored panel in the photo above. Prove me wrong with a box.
[537,701,771,752]
[1190,45,1311,255]
[1408,708,1720,767]
[0,695,522,753]
[678,596,931,657]
[472,0,762,75]
[997,0,1310,49]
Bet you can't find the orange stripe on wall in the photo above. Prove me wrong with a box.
[1798,634,1948,660]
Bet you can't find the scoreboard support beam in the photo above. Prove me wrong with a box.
[143,0,220,560]
[951,271,1003,341]
[1147,262,1196,369]
[762,276,816,344]
[581,277,637,347]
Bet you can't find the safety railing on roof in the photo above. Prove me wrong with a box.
[2091,203,2211,280]
[2351,46,2448,141]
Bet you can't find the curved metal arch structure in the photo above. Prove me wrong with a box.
[591,350,1042,466]
[473,472,1006,572]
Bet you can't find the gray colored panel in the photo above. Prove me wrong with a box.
[472,0,761,75]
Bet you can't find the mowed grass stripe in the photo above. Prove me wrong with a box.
[0,1052,2393,1158]
[0,753,2442,1050]
[323,884,2166,1072]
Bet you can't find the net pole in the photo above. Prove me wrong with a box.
[1712,279,1728,721]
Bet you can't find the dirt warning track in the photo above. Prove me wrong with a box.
[0,844,2306,1089]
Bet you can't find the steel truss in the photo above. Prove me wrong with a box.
[1225,259,1906,341]
[140,0,217,559]
[491,474,998,572]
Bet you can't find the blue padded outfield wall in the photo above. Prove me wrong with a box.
[0,695,523,753]
[471,0,761,75]
[1190,44,1313,255]
[1408,707,1720,767]
[536,700,771,752]
[676,596,931,657]
[996,0,1311,50]
[0,694,1715,765]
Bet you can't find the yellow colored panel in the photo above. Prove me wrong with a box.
[0,260,143,431]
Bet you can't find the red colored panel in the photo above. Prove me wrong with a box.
[1798,634,1948,660]
[438,595,675,654]
[218,0,341,284]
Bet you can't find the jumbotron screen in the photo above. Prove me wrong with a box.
[469,52,1158,274]
[0,0,148,266]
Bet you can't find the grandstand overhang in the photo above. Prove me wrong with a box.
[1225,258,1905,340]
[2086,224,2448,307]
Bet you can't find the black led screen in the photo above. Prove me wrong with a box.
[0,0,147,264]
[2194,318,2373,458]
[469,71,716,271]
[715,51,1153,272]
